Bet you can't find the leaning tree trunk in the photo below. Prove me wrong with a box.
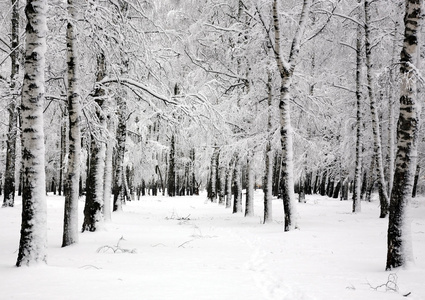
[2,0,20,208]
[364,0,389,218]
[386,0,422,270]
[353,22,363,213]
[62,0,81,247]
[16,0,48,266]
[81,53,106,232]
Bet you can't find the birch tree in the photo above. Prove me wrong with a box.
[272,0,311,231]
[16,0,48,266]
[386,0,423,270]
[2,0,20,207]
[364,0,389,218]
[62,0,81,247]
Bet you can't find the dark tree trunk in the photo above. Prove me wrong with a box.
[412,165,420,198]
[167,135,176,197]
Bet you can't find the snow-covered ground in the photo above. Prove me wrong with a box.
[0,191,424,300]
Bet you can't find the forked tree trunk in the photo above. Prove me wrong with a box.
[62,0,81,247]
[364,0,389,218]
[386,0,422,270]
[273,0,310,231]
[16,0,48,266]
[2,0,20,208]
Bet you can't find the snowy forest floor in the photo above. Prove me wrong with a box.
[0,191,424,300]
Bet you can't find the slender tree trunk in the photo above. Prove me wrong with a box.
[167,135,176,197]
[62,0,81,247]
[2,0,20,208]
[386,0,422,270]
[387,22,399,199]
[208,147,219,202]
[245,150,254,217]
[225,156,234,208]
[113,94,127,211]
[353,22,363,213]
[264,70,274,223]
[232,155,242,213]
[16,0,48,266]
[364,0,389,218]
[58,110,67,196]
[103,117,114,221]
[218,161,226,205]
[82,53,106,232]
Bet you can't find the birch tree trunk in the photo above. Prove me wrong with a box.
[208,147,219,202]
[113,93,127,211]
[62,0,81,247]
[386,0,423,269]
[82,53,106,232]
[273,0,310,231]
[245,150,254,217]
[2,0,20,208]
[218,156,226,205]
[364,0,389,218]
[232,154,242,213]
[225,156,234,208]
[263,70,273,223]
[103,116,114,221]
[387,22,399,199]
[353,22,363,213]
[16,0,48,266]
[58,109,68,196]
[167,135,176,197]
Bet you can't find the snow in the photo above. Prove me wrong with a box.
[1,191,424,299]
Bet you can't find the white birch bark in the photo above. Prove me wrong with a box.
[62,0,81,247]
[245,150,254,217]
[364,0,389,217]
[272,0,310,231]
[16,0,48,266]
[353,22,363,213]
[103,117,114,222]
[386,0,423,270]
[263,70,273,223]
